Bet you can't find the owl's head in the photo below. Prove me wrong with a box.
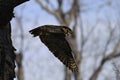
[61,26,73,36]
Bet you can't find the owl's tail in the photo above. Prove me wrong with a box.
[57,54,79,72]
[29,27,41,37]
[67,57,79,72]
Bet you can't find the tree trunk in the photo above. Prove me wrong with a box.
[16,53,24,80]
[0,0,29,80]
[0,23,16,80]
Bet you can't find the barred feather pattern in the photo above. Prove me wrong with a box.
[29,25,78,72]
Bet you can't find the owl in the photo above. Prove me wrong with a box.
[29,25,78,72]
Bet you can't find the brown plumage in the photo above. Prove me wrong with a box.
[29,25,78,72]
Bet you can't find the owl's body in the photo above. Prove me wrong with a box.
[29,25,78,72]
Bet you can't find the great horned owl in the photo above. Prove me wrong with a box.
[29,25,78,72]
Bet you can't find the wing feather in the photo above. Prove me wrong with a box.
[40,34,78,72]
[29,26,78,72]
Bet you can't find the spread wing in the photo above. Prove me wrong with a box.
[40,34,78,72]
[29,27,78,72]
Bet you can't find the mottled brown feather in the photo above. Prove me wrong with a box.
[29,25,78,72]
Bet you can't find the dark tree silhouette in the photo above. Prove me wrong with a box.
[0,0,29,80]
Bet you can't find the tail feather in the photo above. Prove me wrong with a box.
[68,58,78,72]
[55,53,78,72]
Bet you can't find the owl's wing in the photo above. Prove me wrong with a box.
[29,26,64,37]
[40,34,78,72]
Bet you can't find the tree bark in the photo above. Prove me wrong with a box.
[16,53,24,80]
[0,0,29,80]
[0,23,16,80]
[0,0,29,26]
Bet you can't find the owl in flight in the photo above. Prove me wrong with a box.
[29,25,78,72]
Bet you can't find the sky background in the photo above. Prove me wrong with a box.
[10,0,120,80]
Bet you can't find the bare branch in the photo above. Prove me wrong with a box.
[36,0,57,15]
[65,0,80,25]
[79,14,84,51]
[58,0,62,8]
[90,18,119,80]
[36,0,66,24]
[90,41,120,80]
[112,61,120,80]
[83,20,99,46]
[102,23,117,57]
